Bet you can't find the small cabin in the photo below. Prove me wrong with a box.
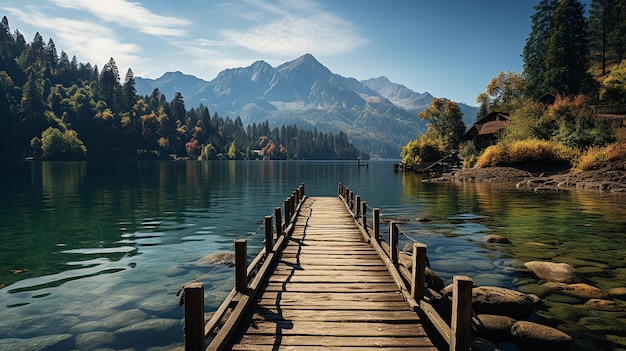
[463,112,509,151]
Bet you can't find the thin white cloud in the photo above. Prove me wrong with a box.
[4,7,142,72]
[49,0,190,37]
[220,0,368,56]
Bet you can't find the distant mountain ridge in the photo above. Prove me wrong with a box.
[136,54,478,158]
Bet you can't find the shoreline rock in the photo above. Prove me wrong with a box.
[424,161,626,193]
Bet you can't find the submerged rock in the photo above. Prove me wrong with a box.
[511,321,573,351]
[584,298,626,312]
[442,285,535,320]
[524,261,584,284]
[196,252,236,267]
[74,331,116,351]
[541,282,610,300]
[608,287,626,299]
[473,314,516,342]
[0,334,73,351]
[484,234,512,244]
[471,337,501,351]
[102,309,148,330]
[472,286,536,320]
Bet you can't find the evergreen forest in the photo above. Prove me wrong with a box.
[0,17,364,161]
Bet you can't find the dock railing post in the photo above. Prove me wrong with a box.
[274,207,283,237]
[373,208,380,242]
[450,275,473,351]
[264,216,273,255]
[361,201,367,232]
[235,239,247,294]
[411,243,427,304]
[389,222,398,266]
[350,191,354,211]
[355,195,361,217]
[284,199,291,226]
[183,282,205,351]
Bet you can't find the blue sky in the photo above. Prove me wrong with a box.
[0,0,589,106]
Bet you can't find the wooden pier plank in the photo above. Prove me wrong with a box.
[225,196,437,350]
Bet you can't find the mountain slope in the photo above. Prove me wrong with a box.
[136,54,477,158]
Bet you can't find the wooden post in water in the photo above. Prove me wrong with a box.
[355,195,361,217]
[389,222,399,266]
[289,194,295,221]
[450,275,473,351]
[361,201,367,232]
[235,239,247,294]
[373,208,380,242]
[411,243,427,304]
[183,282,205,351]
[264,216,273,255]
[274,207,283,237]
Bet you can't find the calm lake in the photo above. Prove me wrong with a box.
[0,160,625,350]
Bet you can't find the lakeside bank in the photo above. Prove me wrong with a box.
[423,160,626,193]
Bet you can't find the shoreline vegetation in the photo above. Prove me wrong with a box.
[399,0,626,197]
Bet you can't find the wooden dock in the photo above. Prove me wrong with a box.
[227,196,436,350]
[180,184,473,351]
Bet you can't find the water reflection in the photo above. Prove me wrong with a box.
[399,170,626,350]
[1,161,624,350]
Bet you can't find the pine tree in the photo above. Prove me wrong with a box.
[544,0,593,96]
[122,68,137,111]
[97,57,121,111]
[589,0,614,74]
[523,0,559,98]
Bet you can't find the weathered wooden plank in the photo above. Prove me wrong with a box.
[236,320,429,337]
[256,291,406,303]
[249,309,421,322]
[230,335,437,349]
[265,274,395,283]
[261,282,400,293]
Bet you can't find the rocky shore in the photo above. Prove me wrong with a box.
[424,160,626,193]
[398,246,626,351]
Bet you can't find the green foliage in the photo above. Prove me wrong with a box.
[39,127,87,160]
[418,98,465,154]
[549,95,615,148]
[0,16,364,161]
[400,133,443,164]
[476,71,526,116]
[500,95,614,149]
[600,59,626,103]
[523,0,596,98]
[589,0,626,75]
[458,142,479,168]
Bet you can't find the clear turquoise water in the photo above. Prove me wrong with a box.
[0,160,624,350]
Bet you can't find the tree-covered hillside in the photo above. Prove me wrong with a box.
[0,17,364,161]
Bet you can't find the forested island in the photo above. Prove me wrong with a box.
[0,17,365,161]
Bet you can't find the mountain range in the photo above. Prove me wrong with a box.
[136,54,478,158]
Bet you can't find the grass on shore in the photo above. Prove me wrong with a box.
[476,139,577,170]
[575,141,626,171]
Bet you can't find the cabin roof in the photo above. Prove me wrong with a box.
[476,120,508,135]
